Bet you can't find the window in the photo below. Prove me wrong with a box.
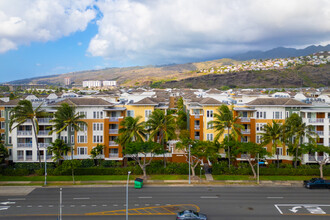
[9,136,12,144]
[79,111,87,118]
[256,123,266,132]
[273,111,282,119]
[79,124,87,131]
[71,126,74,132]
[93,111,103,119]
[206,133,213,141]
[77,147,87,155]
[93,135,103,143]
[206,110,213,118]
[256,111,266,119]
[77,135,87,143]
[71,135,74,144]
[145,110,152,118]
[286,111,289,118]
[93,123,103,131]
[276,147,283,155]
[0,121,4,129]
[127,110,134,117]
[256,135,262,144]
[0,110,4,118]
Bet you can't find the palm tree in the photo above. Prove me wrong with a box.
[285,113,317,168]
[9,100,48,167]
[211,104,243,168]
[260,120,285,168]
[49,103,87,183]
[48,139,70,166]
[146,109,176,167]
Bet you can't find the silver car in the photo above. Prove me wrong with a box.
[176,210,207,220]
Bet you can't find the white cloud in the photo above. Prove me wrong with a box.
[88,0,330,64]
[0,0,96,53]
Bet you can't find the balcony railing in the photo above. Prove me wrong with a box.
[194,136,200,140]
[109,141,119,146]
[308,155,324,161]
[38,130,52,135]
[109,153,119,157]
[315,131,324,136]
[241,129,250,134]
[240,117,250,122]
[308,118,324,123]
[26,155,33,161]
[17,156,24,161]
[17,131,32,136]
[109,129,119,134]
[37,118,52,123]
[46,155,52,160]
[194,114,202,119]
[194,125,200,130]
[109,116,123,122]
[38,143,51,148]
[17,143,32,148]
[241,154,250,159]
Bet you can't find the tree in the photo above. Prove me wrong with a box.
[123,141,164,178]
[47,139,70,166]
[260,120,285,168]
[90,144,104,166]
[49,103,87,183]
[0,143,8,163]
[211,104,243,168]
[301,143,330,178]
[146,109,176,167]
[232,141,270,179]
[285,113,317,168]
[118,116,146,145]
[9,100,48,167]
[177,139,219,177]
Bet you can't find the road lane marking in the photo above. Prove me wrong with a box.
[267,197,283,199]
[275,204,330,215]
[0,206,10,211]
[48,205,53,207]
[27,205,32,208]
[92,205,97,207]
[37,205,43,208]
[8,198,25,201]
[102,205,107,207]
[16,206,21,208]
[81,205,86,207]
[1,202,15,205]
[113,204,118,207]
[200,196,219,199]
[73,197,90,200]
[138,197,152,199]
[70,205,75,207]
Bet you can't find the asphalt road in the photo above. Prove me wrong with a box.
[0,186,329,219]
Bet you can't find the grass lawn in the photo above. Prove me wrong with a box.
[212,175,326,181]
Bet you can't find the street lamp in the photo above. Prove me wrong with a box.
[126,171,131,220]
[44,147,47,186]
[257,153,259,185]
[188,144,191,184]
[200,167,203,183]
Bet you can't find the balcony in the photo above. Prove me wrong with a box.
[38,143,51,148]
[17,143,32,148]
[308,155,324,161]
[109,116,123,122]
[46,154,52,160]
[241,129,250,134]
[194,136,200,140]
[38,130,52,136]
[26,155,33,161]
[109,129,119,134]
[109,153,119,158]
[315,131,324,136]
[17,156,24,161]
[308,118,324,123]
[37,118,52,123]
[240,117,250,122]
[194,125,200,130]
[109,141,119,146]
[194,114,202,119]
[17,131,32,136]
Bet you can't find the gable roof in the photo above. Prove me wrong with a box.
[198,97,223,105]
[54,98,113,106]
[247,98,309,106]
[132,97,158,105]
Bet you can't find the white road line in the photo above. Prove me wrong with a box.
[38,205,43,207]
[274,205,283,214]
[102,204,107,207]
[155,204,160,206]
[49,205,53,207]
[200,196,219,199]
[16,206,21,208]
[145,204,150,206]
[134,204,139,206]
[113,204,118,207]
[166,204,171,206]
[81,205,86,207]
[138,197,152,199]
[73,197,90,200]
[8,198,25,201]
[267,197,284,199]
[92,205,97,207]
[70,205,75,207]
[27,205,32,208]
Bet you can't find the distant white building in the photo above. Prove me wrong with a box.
[103,81,117,87]
[64,77,71,86]
[83,80,102,88]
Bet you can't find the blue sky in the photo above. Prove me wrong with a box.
[1,0,330,83]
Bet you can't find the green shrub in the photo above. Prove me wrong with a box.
[80,159,94,168]
[2,168,30,176]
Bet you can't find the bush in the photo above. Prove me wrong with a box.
[80,159,94,168]
[1,168,30,176]
[13,162,55,170]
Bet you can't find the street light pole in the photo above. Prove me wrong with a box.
[200,167,203,183]
[59,187,62,220]
[257,153,259,185]
[188,144,191,184]
[126,171,131,220]
[44,147,47,186]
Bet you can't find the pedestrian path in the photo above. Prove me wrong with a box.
[205,174,214,181]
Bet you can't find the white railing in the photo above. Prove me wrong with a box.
[109,153,119,157]
[241,129,250,134]
[194,114,202,118]
[37,118,52,123]
[46,155,52,160]
[109,129,118,134]
[17,131,32,136]
[308,118,324,123]
[17,143,32,148]
[240,117,250,122]
[38,130,52,135]
[194,136,200,140]
[315,131,324,136]
[194,125,200,130]
[241,154,249,159]
[309,155,324,161]
[17,156,24,161]
[109,116,123,122]
[38,143,51,148]
[26,155,33,161]
[109,141,119,146]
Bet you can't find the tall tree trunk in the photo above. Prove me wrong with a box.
[68,125,75,184]
[31,120,42,168]
[247,157,256,179]
[319,162,324,178]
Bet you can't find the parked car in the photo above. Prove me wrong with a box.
[303,178,330,189]
[176,210,207,220]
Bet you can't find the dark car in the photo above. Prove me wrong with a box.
[304,178,330,189]
[176,210,207,220]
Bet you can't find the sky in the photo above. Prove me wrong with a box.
[1,0,330,83]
